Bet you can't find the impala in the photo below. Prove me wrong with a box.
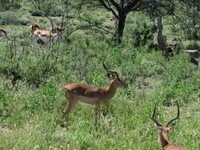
[61,63,127,127]
[50,25,65,40]
[151,103,186,150]
[0,28,10,40]
[29,23,40,36]
[30,23,64,44]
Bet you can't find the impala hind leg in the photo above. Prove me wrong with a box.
[61,93,77,128]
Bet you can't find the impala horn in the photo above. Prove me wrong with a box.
[165,102,180,127]
[151,104,163,127]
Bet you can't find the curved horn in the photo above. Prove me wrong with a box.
[102,62,119,75]
[165,102,179,127]
[151,104,162,127]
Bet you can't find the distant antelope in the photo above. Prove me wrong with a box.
[151,103,186,150]
[0,28,10,40]
[50,25,65,40]
[61,63,127,127]
[30,23,64,45]
[29,23,40,36]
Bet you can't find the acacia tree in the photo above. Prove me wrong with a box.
[93,0,174,44]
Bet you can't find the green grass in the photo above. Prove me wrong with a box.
[0,2,200,150]
[0,91,199,149]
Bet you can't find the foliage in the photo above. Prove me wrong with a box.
[0,1,199,150]
[27,0,64,16]
[0,11,29,25]
[0,87,11,111]
[23,79,59,113]
[131,21,157,49]
[0,0,21,11]
[172,1,200,40]
[184,40,200,50]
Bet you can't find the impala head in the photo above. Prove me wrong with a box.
[30,23,40,33]
[50,26,65,33]
[151,102,180,146]
[103,62,127,88]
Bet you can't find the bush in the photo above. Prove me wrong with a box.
[131,21,157,49]
[0,86,13,116]
[185,41,200,50]
[0,11,29,25]
[23,80,59,113]
[0,0,21,11]
[29,0,64,17]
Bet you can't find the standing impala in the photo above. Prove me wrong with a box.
[61,63,127,127]
[29,23,40,36]
[30,23,64,45]
[151,103,186,150]
[50,25,65,40]
[0,28,10,40]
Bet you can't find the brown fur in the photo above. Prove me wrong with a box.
[151,104,186,150]
[50,26,65,33]
[30,23,40,35]
[62,71,127,127]
[30,23,62,44]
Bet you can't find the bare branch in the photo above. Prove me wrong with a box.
[109,0,121,11]
[124,0,142,13]
[98,0,119,18]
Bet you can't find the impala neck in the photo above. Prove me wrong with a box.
[158,131,170,150]
[104,81,120,101]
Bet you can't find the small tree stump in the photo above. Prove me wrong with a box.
[180,50,199,58]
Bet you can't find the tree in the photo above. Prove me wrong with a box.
[94,0,174,44]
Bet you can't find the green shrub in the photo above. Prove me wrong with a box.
[23,80,59,113]
[131,21,156,49]
[0,11,29,25]
[29,0,64,16]
[0,0,21,11]
[185,40,200,50]
[0,88,9,109]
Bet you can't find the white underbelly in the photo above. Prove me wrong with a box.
[38,35,50,42]
[77,96,99,105]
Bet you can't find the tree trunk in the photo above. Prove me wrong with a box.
[115,11,127,44]
[157,15,166,50]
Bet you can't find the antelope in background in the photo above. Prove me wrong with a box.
[151,103,186,150]
[30,23,64,45]
[29,22,40,36]
[50,25,64,40]
[61,63,127,128]
[0,28,10,40]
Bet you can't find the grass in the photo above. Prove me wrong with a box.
[0,93,199,149]
[0,3,200,150]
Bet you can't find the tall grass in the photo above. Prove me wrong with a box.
[0,3,200,149]
[0,36,199,149]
